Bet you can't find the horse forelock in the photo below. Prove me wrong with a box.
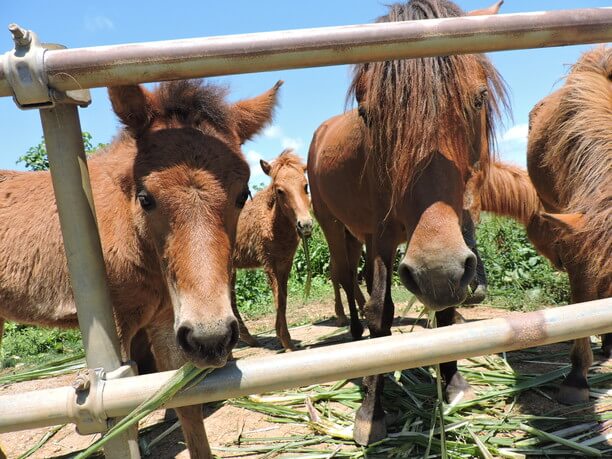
[348,0,508,207]
[540,45,612,278]
[155,79,231,132]
[268,149,306,179]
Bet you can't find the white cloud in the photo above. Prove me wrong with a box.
[85,15,115,32]
[245,149,263,170]
[498,123,529,167]
[281,136,304,152]
[263,125,282,139]
[501,123,528,142]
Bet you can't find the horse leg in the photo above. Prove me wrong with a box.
[461,210,487,304]
[354,226,399,446]
[330,258,349,327]
[364,235,374,295]
[435,308,475,402]
[0,317,4,352]
[321,218,362,337]
[230,269,259,347]
[346,229,366,319]
[602,333,611,359]
[558,337,593,404]
[266,264,295,351]
[148,322,212,459]
[130,328,157,375]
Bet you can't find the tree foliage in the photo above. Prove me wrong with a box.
[17,132,105,171]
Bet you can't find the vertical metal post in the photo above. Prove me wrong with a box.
[39,103,140,459]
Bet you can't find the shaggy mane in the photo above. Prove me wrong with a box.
[481,162,542,224]
[540,46,611,278]
[348,0,509,206]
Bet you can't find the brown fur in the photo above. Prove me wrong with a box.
[528,45,612,404]
[310,0,508,445]
[231,150,311,351]
[529,46,611,283]
[0,79,281,458]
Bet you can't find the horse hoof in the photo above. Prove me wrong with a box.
[241,335,261,347]
[557,384,590,405]
[463,285,487,305]
[353,409,387,446]
[282,342,296,352]
[350,321,364,341]
[445,373,475,404]
[336,316,349,327]
[453,310,466,324]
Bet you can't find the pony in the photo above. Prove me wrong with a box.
[308,0,508,445]
[0,79,282,458]
[231,149,312,351]
[527,45,612,404]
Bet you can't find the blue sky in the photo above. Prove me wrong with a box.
[1,1,609,184]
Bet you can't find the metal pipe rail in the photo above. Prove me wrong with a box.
[1,298,611,433]
[1,8,612,96]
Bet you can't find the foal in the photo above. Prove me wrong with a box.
[231,150,312,351]
[0,79,281,458]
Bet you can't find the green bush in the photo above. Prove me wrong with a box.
[1,322,82,368]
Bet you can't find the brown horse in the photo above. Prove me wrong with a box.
[527,45,611,404]
[231,149,312,351]
[0,79,281,458]
[308,0,508,445]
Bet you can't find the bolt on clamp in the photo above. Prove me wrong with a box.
[69,362,137,435]
[3,23,91,109]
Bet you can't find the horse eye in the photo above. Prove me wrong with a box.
[277,188,285,196]
[137,190,155,211]
[304,184,309,194]
[474,89,488,110]
[236,189,249,209]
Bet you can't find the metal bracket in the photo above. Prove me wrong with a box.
[3,23,91,109]
[69,362,137,435]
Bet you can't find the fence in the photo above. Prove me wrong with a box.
[1,7,611,459]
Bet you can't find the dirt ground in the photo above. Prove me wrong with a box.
[0,299,609,458]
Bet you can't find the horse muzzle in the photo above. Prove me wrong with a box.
[176,317,239,368]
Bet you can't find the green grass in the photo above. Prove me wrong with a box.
[1,322,82,369]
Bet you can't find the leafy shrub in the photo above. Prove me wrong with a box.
[477,213,570,309]
[1,322,82,368]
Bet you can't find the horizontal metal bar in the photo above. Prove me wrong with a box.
[1,298,610,433]
[1,8,612,97]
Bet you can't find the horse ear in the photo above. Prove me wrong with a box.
[260,159,272,176]
[108,85,155,136]
[232,80,283,144]
[540,212,585,233]
[467,0,503,16]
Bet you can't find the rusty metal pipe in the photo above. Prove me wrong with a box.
[1,298,610,433]
[1,8,611,96]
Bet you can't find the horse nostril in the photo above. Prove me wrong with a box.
[177,323,195,354]
[460,252,477,288]
[398,262,421,295]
